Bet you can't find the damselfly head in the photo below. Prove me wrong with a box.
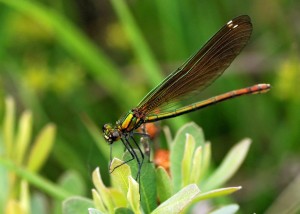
[102,123,121,144]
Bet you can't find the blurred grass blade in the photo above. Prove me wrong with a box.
[152,184,200,214]
[0,157,72,199]
[27,124,56,172]
[203,139,251,191]
[3,96,15,157]
[265,172,300,214]
[92,167,114,213]
[0,0,135,106]
[181,133,195,187]
[154,0,188,60]
[110,0,163,86]
[156,167,172,203]
[127,176,141,214]
[81,114,110,161]
[20,180,30,214]
[15,111,32,165]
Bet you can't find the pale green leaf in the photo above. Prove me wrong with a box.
[110,158,131,195]
[124,150,157,212]
[171,122,205,192]
[181,134,196,187]
[26,124,56,172]
[190,146,203,184]
[88,208,104,214]
[92,167,114,213]
[193,186,241,202]
[127,176,141,214]
[210,204,239,214]
[62,196,94,214]
[203,139,251,190]
[91,189,107,213]
[109,188,127,207]
[152,184,200,214]
[58,170,86,195]
[201,143,211,180]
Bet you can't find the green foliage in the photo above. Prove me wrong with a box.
[0,96,75,213]
[0,0,299,212]
[63,123,250,213]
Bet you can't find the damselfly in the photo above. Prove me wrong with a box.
[103,15,270,182]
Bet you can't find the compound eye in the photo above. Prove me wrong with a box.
[102,123,112,132]
[112,130,120,140]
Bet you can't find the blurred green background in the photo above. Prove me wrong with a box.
[0,0,299,213]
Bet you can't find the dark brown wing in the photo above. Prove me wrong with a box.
[136,15,252,115]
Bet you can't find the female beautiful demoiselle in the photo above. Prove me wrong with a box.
[103,15,270,182]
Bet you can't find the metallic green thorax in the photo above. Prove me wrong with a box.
[102,110,144,144]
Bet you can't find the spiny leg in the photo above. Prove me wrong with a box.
[109,137,136,173]
[130,136,145,183]
[133,131,151,161]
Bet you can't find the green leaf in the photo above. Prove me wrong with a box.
[58,170,86,195]
[124,150,157,213]
[190,146,203,184]
[15,111,32,165]
[171,122,205,192]
[92,167,114,213]
[203,139,251,191]
[91,189,107,213]
[156,167,172,203]
[115,207,134,214]
[201,143,211,180]
[62,196,94,214]
[110,158,131,196]
[109,188,127,207]
[127,176,141,214]
[26,123,56,172]
[181,133,196,187]
[88,208,104,214]
[192,187,241,203]
[152,184,200,214]
[3,96,15,157]
[210,204,239,214]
